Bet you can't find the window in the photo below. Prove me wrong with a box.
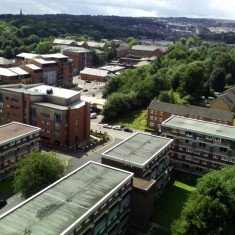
[203,152,208,156]
[159,118,162,122]
[194,149,200,154]
[150,110,154,114]
[179,146,183,151]
[186,148,192,152]
[221,156,228,161]
[149,122,154,127]
[202,160,207,165]
[150,116,153,121]
[213,154,218,159]
[192,157,199,162]
[219,147,227,152]
[199,143,206,148]
[185,156,191,161]
[212,163,217,167]
[154,117,158,121]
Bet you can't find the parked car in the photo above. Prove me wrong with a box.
[86,80,92,83]
[123,127,133,133]
[0,200,7,209]
[103,124,112,129]
[90,113,97,119]
[113,125,122,130]
[83,89,88,92]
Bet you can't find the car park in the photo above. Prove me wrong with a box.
[112,125,122,130]
[103,124,112,129]
[123,127,133,132]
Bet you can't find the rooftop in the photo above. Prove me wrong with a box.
[132,45,161,52]
[41,53,68,59]
[16,52,38,59]
[0,68,17,77]
[80,67,111,77]
[28,85,81,99]
[102,132,173,168]
[162,115,235,141]
[0,161,133,235]
[25,64,42,70]
[0,122,41,146]
[0,57,14,65]
[148,100,234,123]
[33,58,57,65]
[9,67,29,76]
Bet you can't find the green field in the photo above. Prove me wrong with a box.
[109,109,150,131]
[153,172,198,228]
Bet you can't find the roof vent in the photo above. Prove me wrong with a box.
[46,88,53,94]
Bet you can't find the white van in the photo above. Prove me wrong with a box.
[90,113,97,119]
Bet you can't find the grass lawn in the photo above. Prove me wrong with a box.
[153,172,198,228]
[0,177,14,197]
[109,109,150,131]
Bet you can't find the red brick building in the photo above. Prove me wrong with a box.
[0,84,90,147]
[80,67,113,82]
[131,45,167,57]
[147,100,234,131]
[62,47,93,71]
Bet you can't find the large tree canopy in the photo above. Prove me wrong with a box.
[13,151,66,199]
[171,166,235,235]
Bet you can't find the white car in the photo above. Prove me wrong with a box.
[112,125,122,130]
[90,113,97,119]
[103,124,112,129]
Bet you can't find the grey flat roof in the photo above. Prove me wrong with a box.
[0,68,17,77]
[0,87,44,96]
[102,132,173,168]
[0,122,41,146]
[9,67,29,76]
[25,64,42,70]
[80,67,110,77]
[28,85,81,99]
[162,115,235,141]
[0,161,133,235]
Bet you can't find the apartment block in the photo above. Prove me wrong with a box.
[16,53,73,86]
[41,54,73,86]
[0,84,90,147]
[0,122,41,174]
[147,100,234,130]
[102,132,173,193]
[21,64,43,84]
[102,132,173,233]
[62,47,93,71]
[161,115,235,175]
[0,161,134,235]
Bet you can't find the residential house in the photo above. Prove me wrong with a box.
[211,86,235,112]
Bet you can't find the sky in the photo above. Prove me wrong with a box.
[1,0,235,20]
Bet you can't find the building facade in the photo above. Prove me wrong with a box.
[161,115,235,175]
[62,47,93,71]
[0,84,90,147]
[0,122,41,175]
[147,100,234,130]
[0,161,134,235]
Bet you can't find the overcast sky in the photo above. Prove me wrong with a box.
[1,0,235,20]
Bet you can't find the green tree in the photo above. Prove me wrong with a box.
[171,166,235,235]
[35,41,53,54]
[13,151,66,199]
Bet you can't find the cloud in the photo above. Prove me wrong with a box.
[1,0,235,20]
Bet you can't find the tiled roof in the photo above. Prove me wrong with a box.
[148,100,234,123]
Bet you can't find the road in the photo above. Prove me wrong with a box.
[0,118,136,216]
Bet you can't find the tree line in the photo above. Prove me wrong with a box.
[102,36,235,121]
